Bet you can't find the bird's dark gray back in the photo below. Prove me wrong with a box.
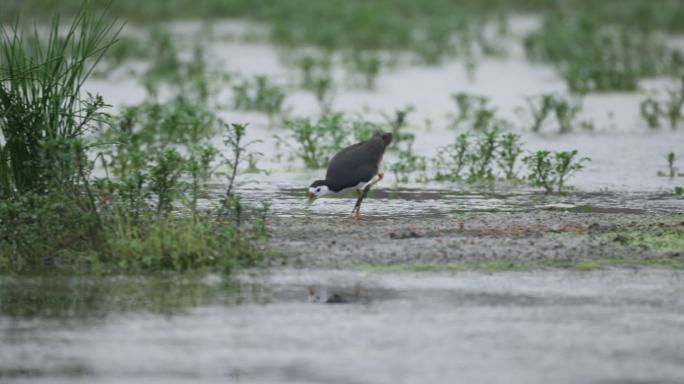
[325,134,389,191]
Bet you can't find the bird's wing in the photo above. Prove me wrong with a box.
[326,136,386,191]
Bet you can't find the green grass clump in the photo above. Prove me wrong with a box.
[0,8,267,273]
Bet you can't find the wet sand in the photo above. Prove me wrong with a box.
[267,210,683,268]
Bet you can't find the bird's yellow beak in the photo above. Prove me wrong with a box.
[308,192,316,203]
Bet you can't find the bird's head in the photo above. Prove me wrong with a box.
[308,180,331,202]
[374,131,393,147]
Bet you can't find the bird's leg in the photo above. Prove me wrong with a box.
[352,189,364,222]
[362,171,384,197]
[353,171,384,222]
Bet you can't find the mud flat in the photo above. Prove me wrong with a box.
[267,210,684,269]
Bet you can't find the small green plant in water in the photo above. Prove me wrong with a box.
[232,75,287,125]
[390,145,427,184]
[467,128,500,181]
[284,113,349,168]
[344,51,382,89]
[524,150,590,194]
[639,80,684,130]
[520,94,582,133]
[659,152,679,178]
[382,105,415,149]
[641,97,663,129]
[449,93,489,129]
[496,132,524,181]
[434,133,470,181]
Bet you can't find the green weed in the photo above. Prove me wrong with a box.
[284,113,349,168]
[344,51,383,89]
[525,14,680,92]
[640,78,684,130]
[524,150,590,194]
[382,105,415,150]
[519,94,583,133]
[496,132,524,181]
[232,75,288,125]
[658,152,680,178]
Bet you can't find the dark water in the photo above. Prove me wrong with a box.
[2,269,684,384]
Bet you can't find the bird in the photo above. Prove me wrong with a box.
[308,132,392,221]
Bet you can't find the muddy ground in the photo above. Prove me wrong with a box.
[267,210,684,268]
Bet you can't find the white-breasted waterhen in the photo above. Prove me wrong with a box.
[308,132,392,221]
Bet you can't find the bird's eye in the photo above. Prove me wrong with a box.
[316,188,321,192]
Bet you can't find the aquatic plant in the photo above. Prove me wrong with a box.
[466,128,501,181]
[496,132,524,181]
[96,102,267,272]
[141,31,227,103]
[525,14,681,92]
[0,7,268,272]
[665,79,684,129]
[520,94,583,133]
[0,6,119,197]
[382,105,415,149]
[344,51,383,89]
[522,94,555,133]
[524,150,590,194]
[295,52,333,89]
[449,93,489,129]
[433,133,470,181]
[0,6,119,266]
[232,75,287,124]
[640,97,663,129]
[284,113,349,168]
[288,52,336,112]
[390,145,428,184]
[660,152,679,178]
[639,78,684,130]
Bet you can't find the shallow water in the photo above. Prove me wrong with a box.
[2,269,684,383]
[86,19,684,218]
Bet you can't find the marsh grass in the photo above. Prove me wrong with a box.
[0,6,121,269]
[0,7,120,197]
[0,8,268,273]
[93,101,267,273]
